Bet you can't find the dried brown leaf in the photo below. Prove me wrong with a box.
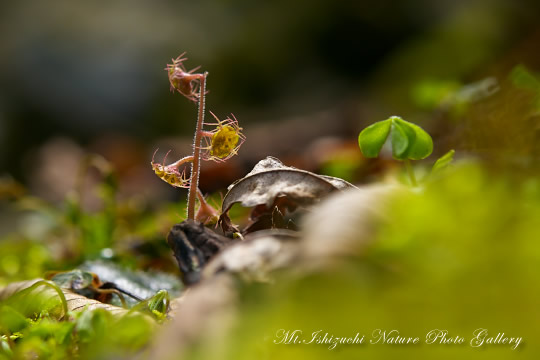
[221,156,356,214]
[0,278,131,317]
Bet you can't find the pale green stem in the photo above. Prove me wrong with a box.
[187,72,208,220]
[404,159,417,187]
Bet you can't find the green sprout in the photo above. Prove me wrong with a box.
[431,149,455,175]
[358,116,435,186]
[128,289,170,322]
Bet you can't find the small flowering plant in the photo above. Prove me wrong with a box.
[152,53,245,223]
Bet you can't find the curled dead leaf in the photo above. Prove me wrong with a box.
[219,157,356,233]
[221,156,355,212]
[0,279,130,318]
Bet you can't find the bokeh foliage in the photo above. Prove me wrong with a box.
[188,163,540,359]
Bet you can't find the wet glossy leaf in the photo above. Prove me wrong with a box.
[80,260,182,306]
[50,270,95,291]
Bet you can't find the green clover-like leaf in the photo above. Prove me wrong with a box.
[358,116,433,161]
[358,119,392,158]
[401,121,433,160]
[390,117,416,160]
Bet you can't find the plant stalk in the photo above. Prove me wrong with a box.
[187,72,208,219]
[404,159,417,187]
[168,155,194,169]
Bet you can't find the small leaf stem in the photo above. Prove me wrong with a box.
[404,159,417,187]
[167,155,194,169]
[187,72,208,219]
[200,130,214,138]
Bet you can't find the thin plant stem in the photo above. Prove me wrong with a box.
[404,159,417,187]
[167,155,194,169]
[187,72,208,219]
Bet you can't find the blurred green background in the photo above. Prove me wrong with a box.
[1,0,540,186]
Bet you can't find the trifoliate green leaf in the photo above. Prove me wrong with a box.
[358,116,433,161]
